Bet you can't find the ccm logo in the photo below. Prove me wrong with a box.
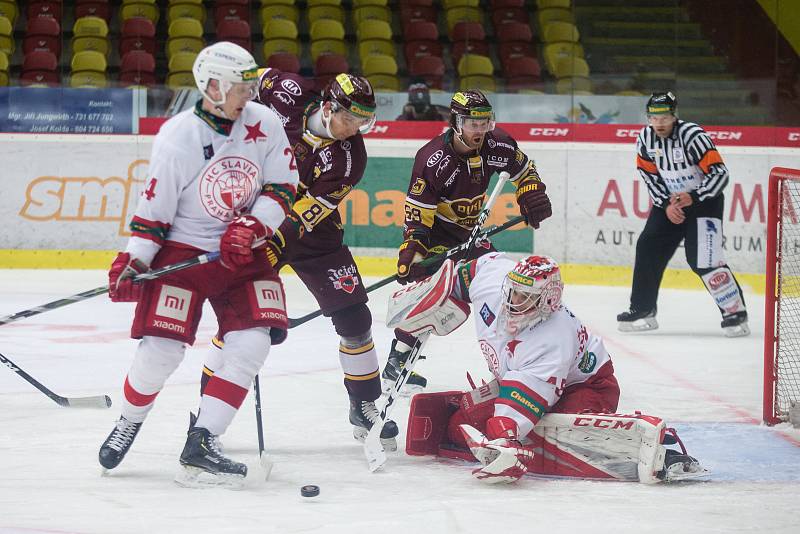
[707,131,742,140]
[529,127,569,136]
[573,417,634,430]
[789,132,800,141]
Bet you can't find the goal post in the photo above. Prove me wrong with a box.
[764,167,800,425]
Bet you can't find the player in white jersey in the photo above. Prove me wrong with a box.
[391,254,706,483]
[98,42,299,487]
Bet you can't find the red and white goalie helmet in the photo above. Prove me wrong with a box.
[500,255,563,334]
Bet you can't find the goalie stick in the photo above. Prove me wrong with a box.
[364,172,512,472]
[287,214,527,329]
[0,351,111,408]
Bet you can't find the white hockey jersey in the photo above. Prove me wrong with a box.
[462,253,612,437]
[126,101,299,265]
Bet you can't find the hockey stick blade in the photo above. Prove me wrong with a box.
[61,395,113,409]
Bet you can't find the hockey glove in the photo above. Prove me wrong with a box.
[397,237,429,284]
[460,417,534,484]
[108,252,149,302]
[220,215,270,270]
[264,213,303,268]
[515,167,552,229]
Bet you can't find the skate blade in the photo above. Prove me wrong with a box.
[617,318,658,332]
[174,465,245,490]
[723,323,750,337]
[664,465,711,482]
[353,426,398,452]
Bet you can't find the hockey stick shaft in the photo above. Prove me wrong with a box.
[365,172,512,471]
[253,374,274,479]
[0,351,111,408]
[287,213,525,329]
[0,251,221,327]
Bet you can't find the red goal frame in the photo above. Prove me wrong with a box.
[764,167,800,425]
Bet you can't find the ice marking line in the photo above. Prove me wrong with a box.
[596,327,800,448]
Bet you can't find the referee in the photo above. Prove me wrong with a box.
[617,92,749,337]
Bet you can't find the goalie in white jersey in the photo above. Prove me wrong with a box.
[97,42,299,487]
[391,253,707,484]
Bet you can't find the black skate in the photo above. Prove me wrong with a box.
[350,398,399,452]
[98,416,142,471]
[721,311,749,337]
[175,427,247,489]
[617,306,658,332]
[659,449,709,482]
[382,339,427,395]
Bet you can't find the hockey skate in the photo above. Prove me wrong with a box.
[617,307,658,332]
[175,427,247,489]
[721,311,749,337]
[350,398,399,452]
[659,449,709,482]
[382,339,427,395]
[98,416,142,471]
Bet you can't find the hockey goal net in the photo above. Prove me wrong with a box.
[764,167,800,425]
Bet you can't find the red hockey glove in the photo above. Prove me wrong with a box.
[108,252,148,302]
[460,421,534,484]
[397,237,429,285]
[220,215,270,270]
[515,171,552,229]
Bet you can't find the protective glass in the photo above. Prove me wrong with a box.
[457,115,495,134]
[223,80,258,101]
[339,108,377,134]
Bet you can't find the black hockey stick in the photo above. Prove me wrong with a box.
[0,251,223,328]
[287,214,526,329]
[0,351,112,408]
[252,374,274,479]
[364,172,513,471]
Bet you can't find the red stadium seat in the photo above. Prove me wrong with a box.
[27,1,62,20]
[217,18,251,50]
[499,41,537,65]
[403,21,440,63]
[314,53,349,77]
[21,50,59,85]
[404,40,443,62]
[120,50,156,86]
[267,52,301,73]
[409,55,445,89]
[404,20,438,42]
[504,55,541,79]
[451,21,485,42]
[215,0,249,23]
[491,7,528,29]
[120,17,156,57]
[75,1,111,22]
[400,5,437,33]
[496,21,533,43]
[23,16,61,58]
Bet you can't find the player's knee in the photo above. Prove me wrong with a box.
[331,303,372,339]
[221,327,272,379]
[138,336,186,374]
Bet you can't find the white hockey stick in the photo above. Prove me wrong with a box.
[364,172,512,472]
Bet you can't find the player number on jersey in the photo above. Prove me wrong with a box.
[405,205,422,223]
[284,147,297,171]
[547,376,566,398]
[143,178,157,201]
[300,203,324,226]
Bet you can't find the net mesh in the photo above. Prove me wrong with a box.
[775,175,800,420]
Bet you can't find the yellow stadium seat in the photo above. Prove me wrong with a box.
[307,0,341,6]
[310,39,346,61]
[264,18,298,40]
[368,74,400,91]
[0,15,12,56]
[446,7,482,33]
[72,16,109,57]
[443,0,479,9]
[357,19,392,42]
[358,40,394,59]
[353,0,387,6]
[167,71,196,89]
[168,1,206,25]
[308,5,345,25]
[554,56,589,78]
[71,50,107,87]
[537,7,574,27]
[0,0,16,25]
[0,50,8,86]
[260,0,296,5]
[167,51,196,88]
[310,19,345,41]
[543,21,579,43]
[362,54,397,76]
[536,0,571,9]
[70,72,108,88]
[121,1,160,24]
[168,18,204,60]
[263,38,300,59]
[260,4,299,26]
[457,54,493,77]
[616,90,645,96]
[555,77,592,94]
[459,75,496,92]
[543,42,584,75]
[352,5,391,26]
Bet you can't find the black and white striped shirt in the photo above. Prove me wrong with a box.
[635,119,729,208]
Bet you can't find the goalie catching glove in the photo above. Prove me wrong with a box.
[460,417,534,484]
[386,259,470,336]
[219,215,270,270]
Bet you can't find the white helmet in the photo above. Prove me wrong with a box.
[192,41,258,108]
[499,255,563,335]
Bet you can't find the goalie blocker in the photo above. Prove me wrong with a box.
[405,385,708,484]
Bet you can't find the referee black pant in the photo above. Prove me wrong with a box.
[628,194,746,317]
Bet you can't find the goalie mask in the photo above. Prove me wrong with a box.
[193,42,259,113]
[499,256,563,335]
[322,73,377,136]
[450,90,495,149]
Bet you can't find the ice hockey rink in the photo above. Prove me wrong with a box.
[1,268,798,534]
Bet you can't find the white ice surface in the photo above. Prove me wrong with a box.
[0,270,798,534]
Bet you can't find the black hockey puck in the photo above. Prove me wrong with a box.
[301,485,320,498]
